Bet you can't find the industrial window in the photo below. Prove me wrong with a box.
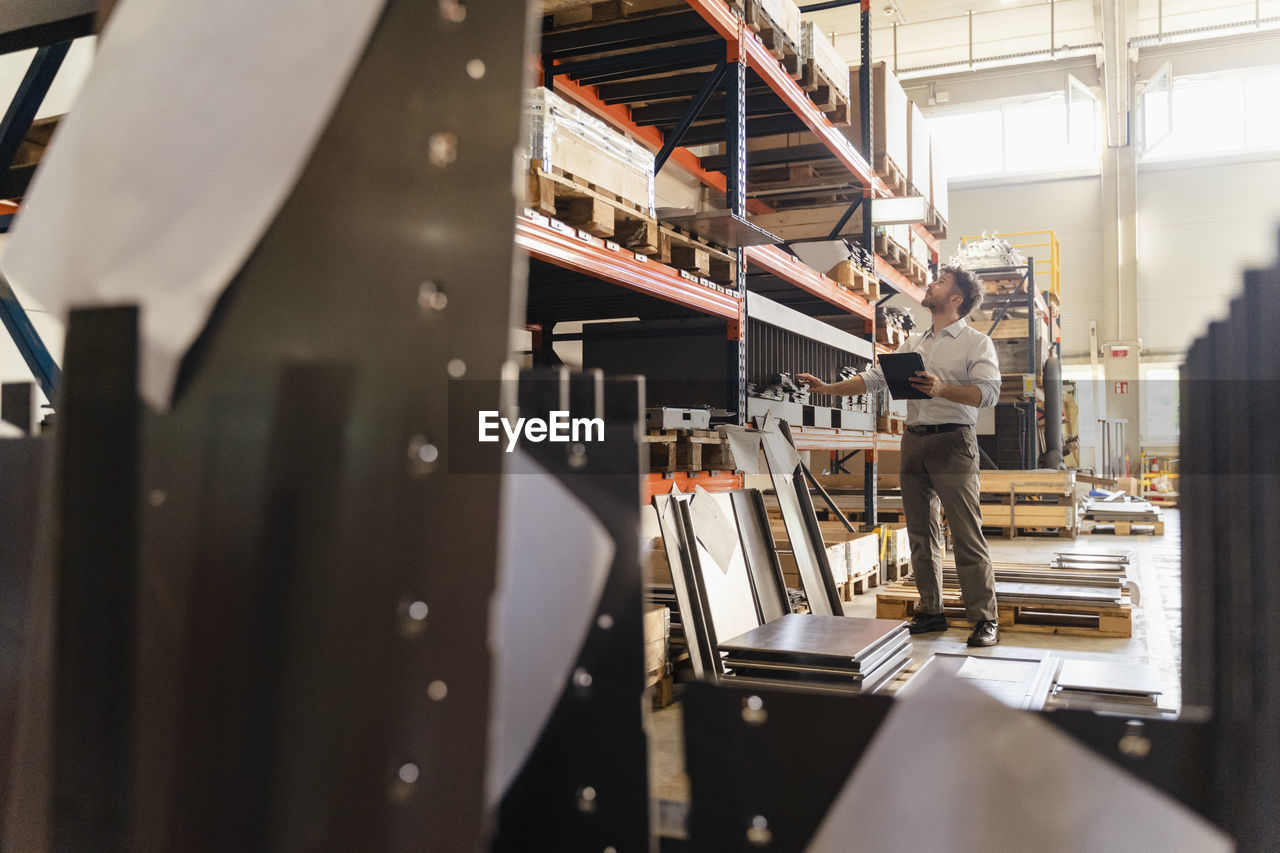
[932,90,1099,179]
[1141,67,1280,160]
[1141,363,1182,441]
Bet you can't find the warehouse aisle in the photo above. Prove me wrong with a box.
[649,511,1183,815]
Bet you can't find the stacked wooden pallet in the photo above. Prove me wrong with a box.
[1081,498,1165,536]
[770,521,882,600]
[745,0,803,77]
[978,469,1077,538]
[644,603,675,709]
[643,428,735,474]
[875,580,1133,638]
[826,258,879,301]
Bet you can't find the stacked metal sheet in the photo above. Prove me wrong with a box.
[718,614,911,694]
[1046,660,1164,717]
[948,233,1027,272]
[1081,497,1162,523]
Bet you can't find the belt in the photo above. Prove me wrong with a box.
[906,423,967,436]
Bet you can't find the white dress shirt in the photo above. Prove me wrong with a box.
[861,318,1001,426]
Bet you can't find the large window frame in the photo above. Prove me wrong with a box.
[931,85,1101,181]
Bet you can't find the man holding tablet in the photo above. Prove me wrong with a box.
[797,266,1002,646]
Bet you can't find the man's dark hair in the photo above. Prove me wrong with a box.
[942,265,982,317]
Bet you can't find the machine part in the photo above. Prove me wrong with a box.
[491,370,649,851]
[758,421,843,617]
[646,406,711,431]
[5,2,540,850]
[1039,353,1064,469]
[727,489,791,623]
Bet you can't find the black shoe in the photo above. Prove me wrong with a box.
[907,611,949,634]
[967,620,999,646]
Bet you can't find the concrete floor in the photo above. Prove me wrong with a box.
[648,509,1184,808]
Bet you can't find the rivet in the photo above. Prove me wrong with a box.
[428,132,458,168]
[398,596,429,637]
[418,281,448,313]
[148,489,167,507]
[1118,720,1152,758]
[568,442,588,469]
[742,695,767,725]
[466,59,486,79]
[447,358,467,378]
[407,434,439,477]
[440,0,467,23]
[387,760,420,803]
[596,613,614,630]
[427,680,448,701]
[576,785,598,813]
[573,667,593,689]
[746,815,772,846]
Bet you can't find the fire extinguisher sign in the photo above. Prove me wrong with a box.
[1114,380,1129,395]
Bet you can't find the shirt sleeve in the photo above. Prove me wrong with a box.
[968,333,1002,408]
[861,361,888,396]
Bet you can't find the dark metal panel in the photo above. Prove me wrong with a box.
[0,0,93,56]
[73,2,541,849]
[493,371,649,851]
[682,682,892,851]
[541,11,711,58]
[50,307,140,851]
[0,435,46,839]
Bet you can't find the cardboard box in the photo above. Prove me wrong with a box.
[907,101,930,201]
[846,62,909,171]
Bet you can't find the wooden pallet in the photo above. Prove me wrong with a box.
[873,153,906,195]
[875,324,908,349]
[643,428,734,474]
[827,259,879,301]
[980,525,1078,540]
[848,564,881,596]
[924,202,947,239]
[529,164,737,284]
[875,582,1133,638]
[875,414,906,435]
[799,61,851,126]
[1082,520,1165,536]
[873,232,911,272]
[745,1,803,78]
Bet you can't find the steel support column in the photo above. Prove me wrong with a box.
[726,54,747,423]
[860,0,877,526]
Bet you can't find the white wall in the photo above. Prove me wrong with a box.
[941,173,1104,358]
[1136,152,1280,354]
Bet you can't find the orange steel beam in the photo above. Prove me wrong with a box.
[517,214,741,320]
[746,244,874,320]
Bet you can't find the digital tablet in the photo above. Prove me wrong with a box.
[877,351,930,400]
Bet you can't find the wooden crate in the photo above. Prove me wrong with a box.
[875,582,1132,638]
[979,503,1076,529]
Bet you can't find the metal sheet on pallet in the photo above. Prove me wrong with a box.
[718,614,907,665]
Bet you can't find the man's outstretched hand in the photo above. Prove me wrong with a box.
[795,372,828,392]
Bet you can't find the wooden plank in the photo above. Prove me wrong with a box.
[979,504,1076,527]
[977,469,1074,496]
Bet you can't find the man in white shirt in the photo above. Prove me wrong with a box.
[797,266,1001,646]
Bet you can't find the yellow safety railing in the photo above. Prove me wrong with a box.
[959,230,1061,298]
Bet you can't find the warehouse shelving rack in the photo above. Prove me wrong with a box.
[528,0,940,521]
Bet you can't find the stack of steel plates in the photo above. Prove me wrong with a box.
[1045,660,1164,717]
[717,614,911,694]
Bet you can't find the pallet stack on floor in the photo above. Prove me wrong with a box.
[644,603,675,708]
[768,518,882,600]
[875,549,1136,638]
[977,469,1078,538]
[1080,496,1165,536]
